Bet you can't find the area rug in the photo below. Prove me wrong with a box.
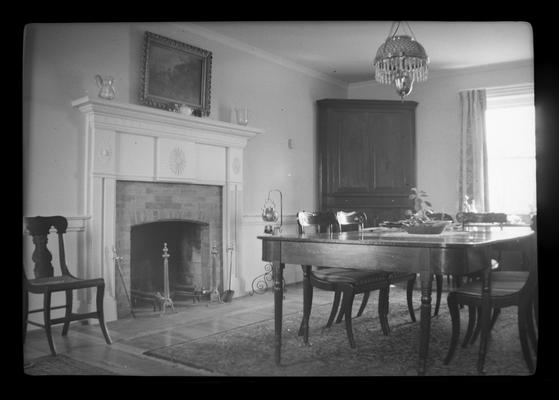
[143,288,535,376]
[23,354,116,376]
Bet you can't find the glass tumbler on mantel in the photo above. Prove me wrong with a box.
[235,107,249,126]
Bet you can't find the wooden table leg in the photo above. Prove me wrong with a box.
[273,261,285,366]
[299,265,312,343]
[418,269,433,375]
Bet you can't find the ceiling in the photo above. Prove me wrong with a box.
[188,21,534,84]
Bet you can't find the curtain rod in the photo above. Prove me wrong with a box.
[458,83,534,94]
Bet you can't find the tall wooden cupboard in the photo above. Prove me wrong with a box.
[317,99,417,226]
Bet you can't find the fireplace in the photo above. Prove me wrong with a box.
[130,220,209,297]
[73,96,262,321]
[115,180,222,317]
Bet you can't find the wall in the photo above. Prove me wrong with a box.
[22,22,347,314]
[348,61,534,216]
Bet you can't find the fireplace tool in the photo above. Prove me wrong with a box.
[158,243,176,314]
[222,246,235,302]
[112,246,135,318]
[208,244,223,304]
[222,184,238,302]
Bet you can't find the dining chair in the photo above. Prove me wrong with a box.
[459,213,537,347]
[23,216,112,356]
[443,223,537,373]
[297,211,415,349]
[334,210,417,324]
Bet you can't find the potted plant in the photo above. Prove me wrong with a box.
[409,187,433,222]
[404,188,450,234]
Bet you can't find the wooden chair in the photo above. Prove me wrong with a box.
[334,211,417,324]
[443,226,537,373]
[23,216,112,356]
[297,211,416,349]
[458,212,537,347]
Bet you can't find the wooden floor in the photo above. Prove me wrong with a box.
[23,282,345,376]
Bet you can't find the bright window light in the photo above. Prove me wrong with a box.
[485,87,536,221]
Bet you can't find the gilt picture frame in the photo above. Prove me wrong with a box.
[140,31,212,116]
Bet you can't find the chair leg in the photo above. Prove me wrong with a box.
[533,292,538,328]
[340,287,356,348]
[43,292,57,356]
[96,283,112,345]
[470,306,482,345]
[444,293,461,364]
[476,306,492,374]
[378,286,390,335]
[433,274,442,317]
[325,291,341,328]
[355,291,370,318]
[489,308,501,331]
[62,289,73,336]
[335,295,346,324]
[518,302,535,373]
[462,305,477,348]
[23,289,29,344]
[526,296,538,352]
[406,275,416,322]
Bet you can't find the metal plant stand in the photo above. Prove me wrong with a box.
[250,263,286,298]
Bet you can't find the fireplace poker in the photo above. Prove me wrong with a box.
[112,246,136,318]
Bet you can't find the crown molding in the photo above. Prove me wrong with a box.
[171,23,349,90]
[348,60,534,90]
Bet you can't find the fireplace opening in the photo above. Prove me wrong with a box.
[129,219,212,307]
[114,181,223,318]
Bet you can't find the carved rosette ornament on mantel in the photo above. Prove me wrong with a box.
[169,147,186,176]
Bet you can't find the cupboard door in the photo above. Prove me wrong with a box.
[369,108,415,193]
[318,99,417,223]
[327,109,374,193]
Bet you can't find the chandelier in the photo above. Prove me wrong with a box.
[373,21,429,99]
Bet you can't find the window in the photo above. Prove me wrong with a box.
[485,84,536,223]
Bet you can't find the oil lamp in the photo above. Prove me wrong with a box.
[261,189,283,234]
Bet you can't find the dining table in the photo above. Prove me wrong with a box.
[258,225,535,375]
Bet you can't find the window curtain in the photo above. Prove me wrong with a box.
[458,89,489,212]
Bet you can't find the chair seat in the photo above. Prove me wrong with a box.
[388,271,417,284]
[27,275,103,292]
[312,267,390,285]
[491,271,529,281]
[449,276,528,298]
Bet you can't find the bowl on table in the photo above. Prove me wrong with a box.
[403,220,452,234]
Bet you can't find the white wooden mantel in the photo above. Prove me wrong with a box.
[72,96,263,321]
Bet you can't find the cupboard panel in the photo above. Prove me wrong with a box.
[318,99,417,225]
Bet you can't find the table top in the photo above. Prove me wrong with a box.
[258,226,534,249]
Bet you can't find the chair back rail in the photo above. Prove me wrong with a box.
[297,211,336,234]
[335,211,367,232]
[24,216,70,279]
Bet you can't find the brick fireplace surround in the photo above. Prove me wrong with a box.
[115,181,222,318]
[73,97,262,321]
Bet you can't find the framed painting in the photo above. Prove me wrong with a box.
[140,31,212,116]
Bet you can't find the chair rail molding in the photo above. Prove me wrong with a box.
[73,96,263,321]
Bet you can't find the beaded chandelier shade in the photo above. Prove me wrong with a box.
[373,22,429,99]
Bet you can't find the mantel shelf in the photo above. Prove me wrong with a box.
[72,96,264,141]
